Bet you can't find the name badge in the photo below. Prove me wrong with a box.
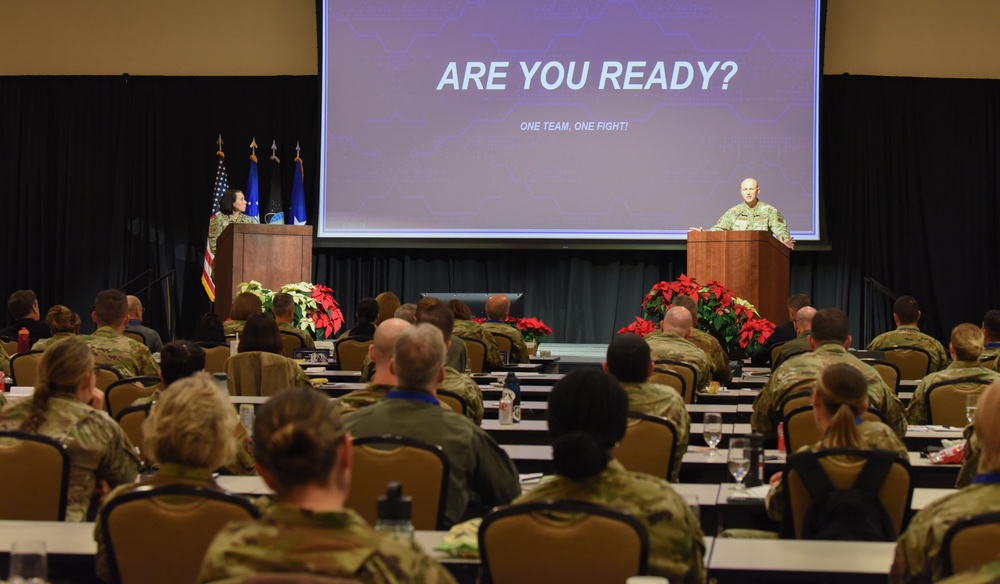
[733,219,749,230]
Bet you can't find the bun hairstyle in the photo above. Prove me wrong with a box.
[950,323,985,361]
[45,305,81,334]
[815,363,869,449]
[547,369,629,480]
[254,387,346,494]
[23,338,94,433]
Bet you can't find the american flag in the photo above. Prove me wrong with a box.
[201,151,230,301]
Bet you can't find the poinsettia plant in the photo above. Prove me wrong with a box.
[472,315,554,343]
[621,274,774,356]
[235,280,345,340]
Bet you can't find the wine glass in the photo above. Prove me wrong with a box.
[9,539,47,584]
[703,413,723,456]
[728,438,751,492]
[966,394,979,424]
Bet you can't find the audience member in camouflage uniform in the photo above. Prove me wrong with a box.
[338,318,411,415]
[345,324,519,527]
[604,333,691,482]
[890,380,1000,584]
[980,309,1000,373]
[31,305,81,351]
[0,338,139,521]
[447,299,504,369]
[418,303,484,424]
[907,324,1000,424]
[75,289,159,378]
[514,369,706,583]
[764,364,908,523]
[95,373,240,581]
[644,306,712,391]
[752,308,907,438]
[0,344,9,379]
[937,558,1000,584]
[271,292,315,350]
[482,293,530,364]
[671,295,732,384]
[957,425,981,488]
[866,295,949,373]
[773,307,816,369]
[689,178,794,249]
[223,292,263,337]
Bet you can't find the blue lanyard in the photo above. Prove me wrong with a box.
[972,472,1000,485]
[385,389,440,406]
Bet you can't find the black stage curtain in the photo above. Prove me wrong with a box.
[1,74,998,344]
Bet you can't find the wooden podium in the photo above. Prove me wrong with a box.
[686,231,790,325]
[214,224,313,319]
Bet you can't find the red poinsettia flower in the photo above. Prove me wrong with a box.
[617,317,657,337]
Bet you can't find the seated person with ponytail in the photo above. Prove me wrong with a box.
[513,369,706,584]
[0,338,140,521]
[199,386,457,583]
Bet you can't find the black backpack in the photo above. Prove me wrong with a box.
[781,449,899,542]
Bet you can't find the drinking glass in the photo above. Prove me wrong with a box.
[703,413,723,456]
[683,494,700,526]
[728,438,751,492]
[966,394,979,424]
[9,539,47,584]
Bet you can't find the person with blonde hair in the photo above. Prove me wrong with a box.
[94,372,239,581]
[906,323,1000,424]
[32,304,82,350]
[0,338,140,521]
[224,292,264,336]
[199,387,457,583]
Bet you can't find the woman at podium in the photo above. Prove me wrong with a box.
[208,189,259,255]
[689,178,795,249]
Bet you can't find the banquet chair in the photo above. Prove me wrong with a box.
[861,358,902,395]
[479,500,649,584]
[115,403,152,465]
[436,389,468,417]
[769,341,788,367]
[105,377,161,418]
[941,510,1000,577]
[9,349,44,387]
[101,484,259,584]
[882,347,932,380]
[201,344,232,374]
[782,448,912,539]
[1,340,17,356]
[346,435,449,530]
[458,336,487,373]
[334,338,372,372]
[123,330,146,346]
[772,350,809,372]
[280,330,305,358]
[653,359,697,404]
[926,376,992,426]
[225,351,307,396]
[491,333,515,364]
[95,365,124,390]
[615,412,679,481]
[649,367,686,400]
[783,405,886,453]
[0,431,70,521]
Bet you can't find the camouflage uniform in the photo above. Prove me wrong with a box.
[133,389,256,476]
[981,343,1000,373]
[95,463,222,582]
[688,328,732,384]
[0,343,9,377]
[644,330,711,390]
[438,367,484,425]
[620,381,691,482]
[773,331,812,367]
[708,200,792,243]
[751,343,907,438]
[345,394,520,527]
[453,319,503,368]
[907,361,999,424]
[76,325,160,378]
[937,557,1000,584]
[866,324,949,373]
[31,332,75,351]
[890,480,1000,584]
[200,503,457,584]
[481,321,529,364]
[0,394,140,521]
[277,321,315,349]
[765,420,908,521]
[515,460,706,584]
[957,426,980,488]
[223,320,246,336]
[446,334,468,372]
[338,383,453,417]
[207,212,258,256]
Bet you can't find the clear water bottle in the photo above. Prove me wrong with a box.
[375,482,414,541]
[503,371,521,423]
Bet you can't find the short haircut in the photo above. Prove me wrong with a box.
[984,310,1000,341]
[787,294,811,311]
[606,333,651,383]
[218,189,242,215]
[94,289,128,327]
[810,308,850,343]
[394,303,417,323]
[238,313,282,354]
[189,312,226,344]
[371,318,410,362]
[951,323,985,361]
[159,341,206,386]
[7,290,37,319]
[417,302,455,339]
[394,323,446,389]
[671,295,699,323]
[355,298,379,324]
[229,292,263,321]
[893,296,920,325]
[445,299,473,320]
[144,372,236,470]
[415,296,441,320]
[271,292,295,318]
[45,305,81,334]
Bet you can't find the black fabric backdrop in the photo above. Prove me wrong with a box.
[1,74,997,345]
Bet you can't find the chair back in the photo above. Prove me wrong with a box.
[101,483,260,584]
[615,412,678,480]
[941,511,1000,577]
[95,365,124,390]
[649,367,685,399]
[105,377,162,418]
[334,338,372,372]
[279,331,305,358]
[347,435,449,530]
[491,333,515,364]
[783,448,912,539]
[926,376,993,426]
[437,389,468,417]
[479,500,649,584]
[1,340,17,356]
[773,350,809,372]
[782,405,886,453]
[224,352,302,396]
[123,330,147,346]
[202,345,232,374]
[459,336,487,373]
[115,404,152,466]
[861,359,902,394]
[882,347,932,380]
[770,341,788,367]
[10,349,44,387]
[653,359,697,403]
[0,431,70,521]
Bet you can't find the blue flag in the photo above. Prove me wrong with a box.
[290,155,307,225]
[245,154,260,222]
